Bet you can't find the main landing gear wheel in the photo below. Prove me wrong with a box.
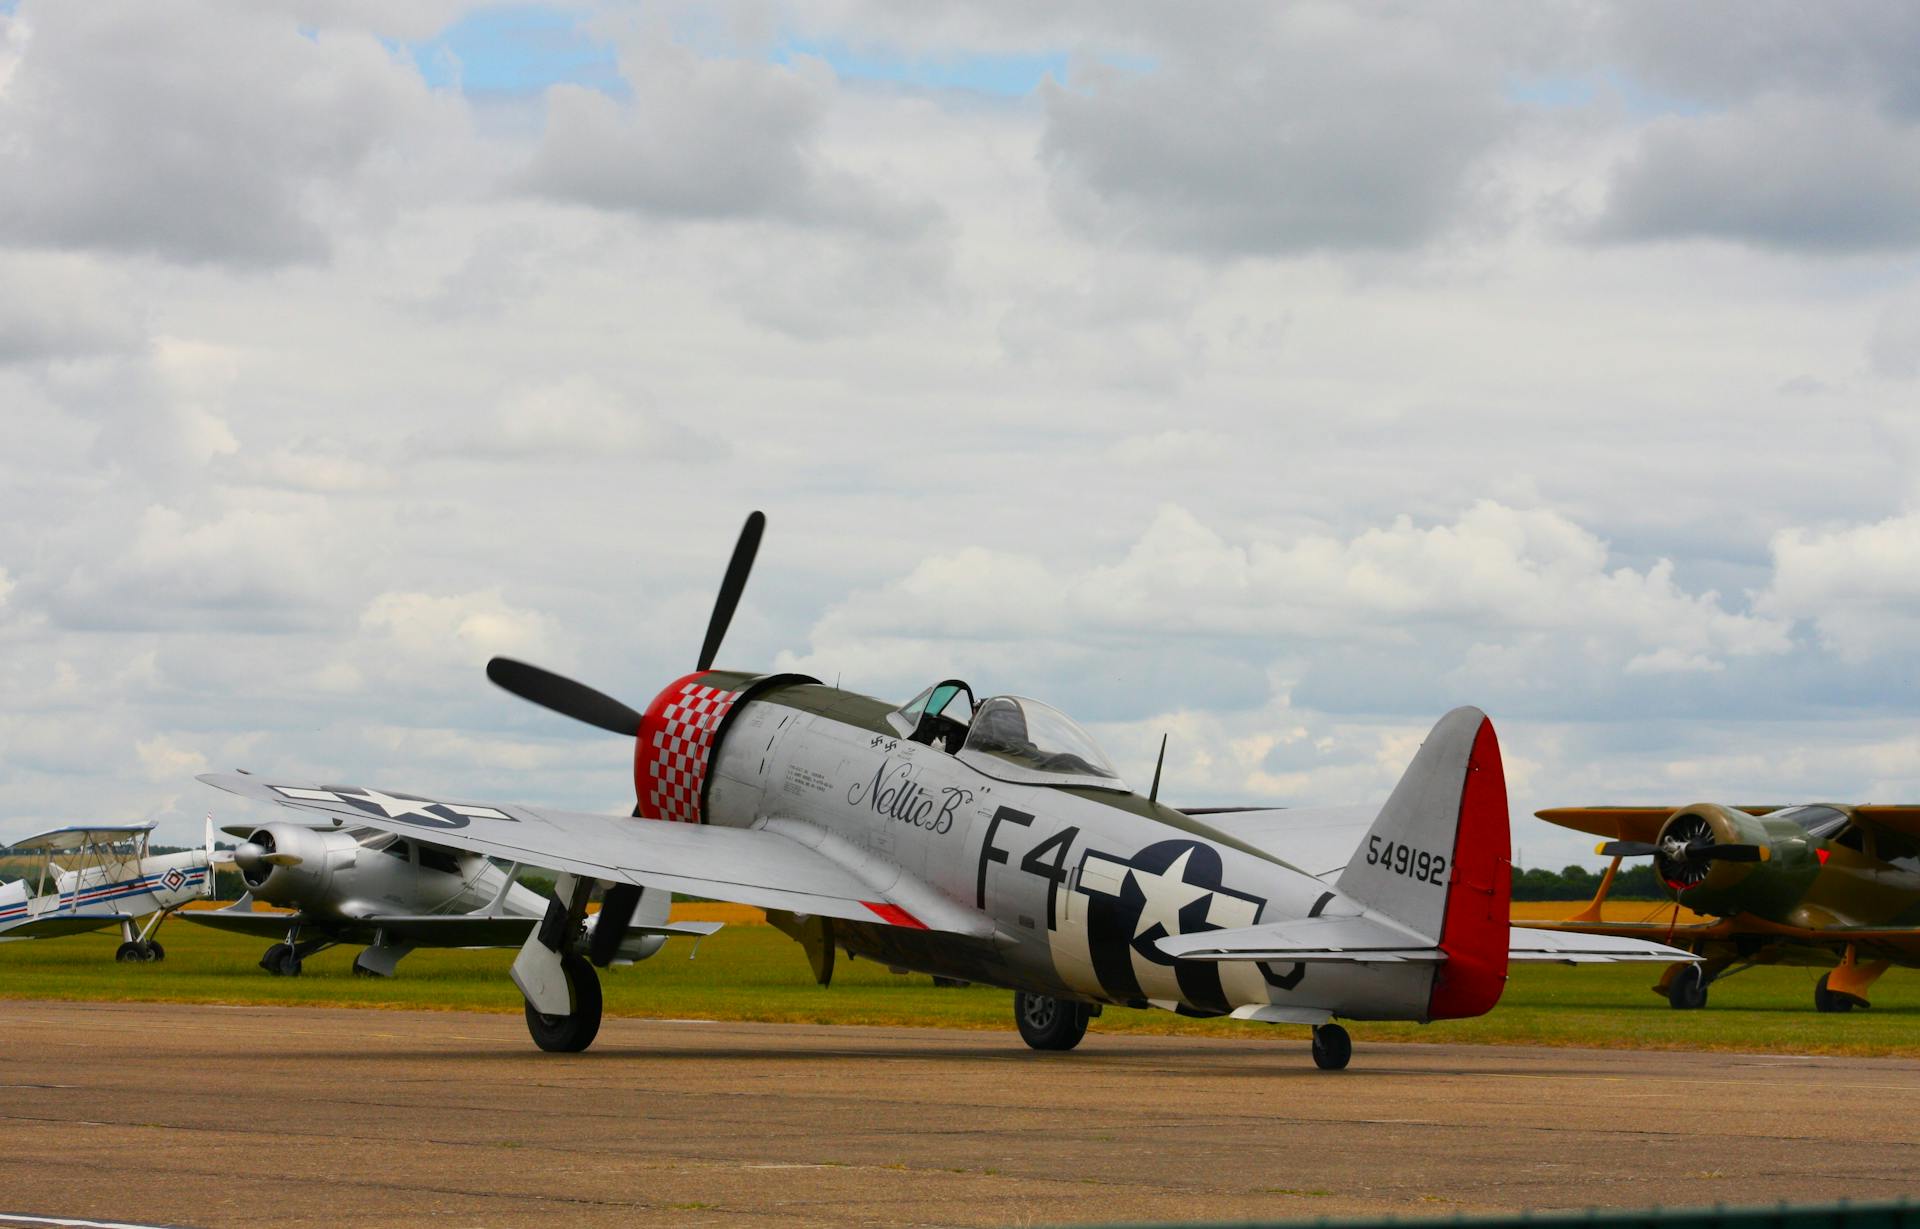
[261,943,303,978]
[524,954,602,1053]
[1014,992,1090,1051]
[145,941,165,962]
[1814,972,1858,1013]
[1667,964,1708,1010]
[114,941,144,963]
[1311,1023,1352,1071]
[351,955,381,979]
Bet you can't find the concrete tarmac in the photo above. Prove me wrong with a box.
[2,1000,1917,1228]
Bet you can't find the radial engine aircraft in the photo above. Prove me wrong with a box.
[1532,803,1920,1012]
[182,819,718,977]
[1,821,215,960]
[202,513,1690,1068]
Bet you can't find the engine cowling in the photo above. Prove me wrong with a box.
[1654,804,1821,919]
[631,670,753,823]
[231,825,358,908]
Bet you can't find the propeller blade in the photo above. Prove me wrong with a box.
[487,658,643,736]
[1597,840,1659,858]
[697,511,765,673]
[1699,843,1769,863]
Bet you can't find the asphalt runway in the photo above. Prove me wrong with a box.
[2,1001,1918,1228]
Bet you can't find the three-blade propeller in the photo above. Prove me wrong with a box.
[487,511,766,737]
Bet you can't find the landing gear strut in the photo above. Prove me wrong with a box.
[1014,992,1090,1051]
[1311,1023,1352,1071]
[524,953,602,1053]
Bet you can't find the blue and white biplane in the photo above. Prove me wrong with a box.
[0,821,217,961]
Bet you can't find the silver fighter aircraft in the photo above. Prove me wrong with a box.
[202,513,1690,1067]
[184,819,716,977]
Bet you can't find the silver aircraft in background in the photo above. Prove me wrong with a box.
[183,816,716,976]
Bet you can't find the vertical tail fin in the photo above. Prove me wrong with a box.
[1336,706,1512,1020]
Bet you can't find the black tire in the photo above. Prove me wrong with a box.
[1667,964,1708,1010]
[144,941,165,963]
[261,943,290,976]
[351,957,379,979]
[524,954,603,1053]
[1311,1023,1352,1071]
[115,941,142,963]
[1814,972,1857,1013]
[1014,991,1090,1051]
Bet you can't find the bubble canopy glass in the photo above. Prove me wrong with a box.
[958,695,1127,791]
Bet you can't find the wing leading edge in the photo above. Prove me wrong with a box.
[197,773,992,938]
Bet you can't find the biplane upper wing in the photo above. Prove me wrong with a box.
[1534,807,1782,844]
[1849,806,1920,838]
[5,824,156,852]
[198,773,992,937]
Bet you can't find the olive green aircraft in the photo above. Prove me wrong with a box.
[1533,803,1920,1011]
[200,513,1688,1068]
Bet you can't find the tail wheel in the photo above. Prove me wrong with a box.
[1667,963,1708,1010]
[525,954,603,1053]
[1311,1023,1352,1071]
[1013,991,1090,1051]
[1814,972,1857,1013]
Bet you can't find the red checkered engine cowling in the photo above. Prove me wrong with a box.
[634,672,744,823]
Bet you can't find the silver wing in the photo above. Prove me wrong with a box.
[197,773,992,937]
[180,905,718,948]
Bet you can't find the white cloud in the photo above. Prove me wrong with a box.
[136,735,210,783]
[0,0,462,267]
[1761,510,1920,661]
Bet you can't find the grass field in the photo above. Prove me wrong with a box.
[3,910,1917,1057]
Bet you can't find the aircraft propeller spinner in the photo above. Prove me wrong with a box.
[486,510,766,737]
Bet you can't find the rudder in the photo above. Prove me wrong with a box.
[1335,706,1511,1021]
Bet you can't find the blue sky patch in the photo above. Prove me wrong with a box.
[402,5,624,98]
[772,35,1069,97]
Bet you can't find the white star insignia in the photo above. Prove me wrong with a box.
[334,787,445,821]
[1129,849,1214,940]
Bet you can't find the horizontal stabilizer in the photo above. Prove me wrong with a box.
[1157,913,1442,963]
[1160,917,1699,966]
[1506,926,1696,964]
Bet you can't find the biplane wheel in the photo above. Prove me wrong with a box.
[145,941,165,963]
[1013,992,1089,1051]
[524,954,602,1053]
[1311,1023,1352,1070]
[115,942,142,963]
[1814,973,1857,1014]
[1666,964,1708,1010]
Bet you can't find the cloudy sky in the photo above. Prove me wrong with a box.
[4,1,1919,869]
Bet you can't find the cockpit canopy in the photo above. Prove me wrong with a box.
[888,682,1126,792]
